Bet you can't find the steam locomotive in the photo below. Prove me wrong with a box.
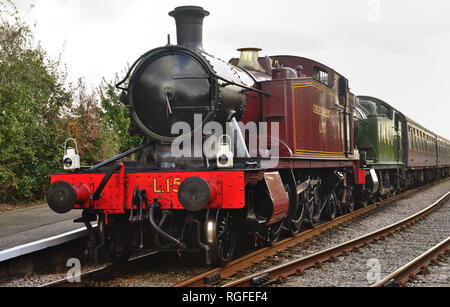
[47,6,450,266]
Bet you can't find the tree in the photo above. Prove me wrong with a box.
[0,1,72,201]
[64,78,120,166]
[0,2,142,202]
[99,76,142,154]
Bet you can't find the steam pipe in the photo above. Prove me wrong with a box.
[227,111,250,158]
[149,201,185,248]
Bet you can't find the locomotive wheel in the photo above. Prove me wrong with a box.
[306,186,321,227]
[287,187,307,236]
[206,209,237,267]
[323,191,341,221]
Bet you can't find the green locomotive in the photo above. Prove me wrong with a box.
[354,95,449,202]
[354,96,406,199]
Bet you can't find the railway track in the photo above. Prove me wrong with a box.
[175,180,449,287]
[40,252,158,287]
[214,191,450,287]
[372,236,450,287]
[37,179,448,287]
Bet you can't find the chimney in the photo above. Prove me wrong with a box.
[169,6,210,51]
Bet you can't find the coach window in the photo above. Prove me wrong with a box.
[422,134,425,152]
[421,133,424,152]
[416,130,419,151]
[418,132,421,152]
[420,134,423,152]
[408,128,412,149]
[419,132,423,152]
[425,135,427,152]
[314,67,329,86]
[423,134,426,152]
[414,129,417,151]
[422,133,425,152]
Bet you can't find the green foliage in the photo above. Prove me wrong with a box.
[0,1,71,202]
[63,79,120,166]
[64,76,143,167]
[0,2,142,203]
[99,76,142,154]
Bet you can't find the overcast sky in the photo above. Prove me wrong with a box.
[13,0,450,138]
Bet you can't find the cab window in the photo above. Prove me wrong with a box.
[377,104,390,118]
[313,67,329,86]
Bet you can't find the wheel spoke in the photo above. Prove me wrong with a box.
[207,210,237,266]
